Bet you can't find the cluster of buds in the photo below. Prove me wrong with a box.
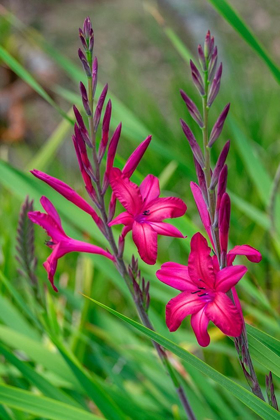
[128,256,150,313]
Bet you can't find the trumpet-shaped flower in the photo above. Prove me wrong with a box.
[156,232,248,346]
[109,168,187,264]
[28,197,114,291]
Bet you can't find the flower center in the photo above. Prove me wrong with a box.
[143,210,150,215]
[45,240,56,248]
[191,279,214,302]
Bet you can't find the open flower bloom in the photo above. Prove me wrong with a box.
[109,168,187,264]
[28,197,114,292]
[156,232,248,347]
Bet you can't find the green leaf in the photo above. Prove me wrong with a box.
[84,296,280,420]
[0,384,101,420]
[207,0,280,83]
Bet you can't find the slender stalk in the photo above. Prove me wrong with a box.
[86,53,196,420]
[201,58,264,401]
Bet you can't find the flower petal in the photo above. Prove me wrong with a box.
[122,135,152,178]
[188,233,215,288]
[156,262,197,291]
[43,246,60,292]
[109,168,142,215]
[227,245,262,266]
[191,309,210,347]
[149,222,185,238]
[40,196,62,227]
[31,170,100,223]
[215,265,247,292]
[108,212,134,226]
[140,175,160,204]
[132,221,157,264]
[166,292,205,332]
[28,211,66,243]
[146,197,187,222]
[190,182,214,247]
[205,292,243,337]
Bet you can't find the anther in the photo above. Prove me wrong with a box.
[143,210,150,215]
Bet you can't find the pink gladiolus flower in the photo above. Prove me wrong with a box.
[156,232,248,347]
[109,168,187,264]
[28,197,114,292]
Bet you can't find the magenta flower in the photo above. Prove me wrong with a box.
[109,168,187,264]
[28,197,114,292]
[156,232,248,347]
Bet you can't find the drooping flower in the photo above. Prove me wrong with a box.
[156,232,248,346]
[28,197,114,291]
[109,168,187,264]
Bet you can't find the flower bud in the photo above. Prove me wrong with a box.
[78,48,91,77]
[219,192,231,254]
[208,46,218,82]
[208,103,230,147]
[79,82,91,116]
[98,100,112,160]
[180,119,205,169]
[197,44,206,71]
[92,57,98,98]
[93,84,108,132]
[210,140,230,190]
[180,90,203,128]
[190,60,205,96]
[207,63,222,107]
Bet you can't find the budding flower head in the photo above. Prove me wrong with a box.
[204,30,215,59]
[79,17,94,53]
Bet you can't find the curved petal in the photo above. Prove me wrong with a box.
[156,263,197,291]
[149,222,185,238]
[166,292,205,332]
[227,245,262,266]
[215,265,247,292]
[108,211,134,227]
[109,168,142,215]
[188,233,215,288]
[66,239,115,261]
[212,255,220,274]
[146,197,187,222]
[191,309,210,347]
[140,175,160,204]
[40,196,62,227]
[190,182,214,247]
[122,135,152,178]
[132,221,157,264]
[28,211,66,243]
[205,292,243,337]
[232,287,244,322]
[31,170,100,223]
[43,246,60,292]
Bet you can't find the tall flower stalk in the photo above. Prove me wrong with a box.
[29,17,196,420]
[167,31,269,402]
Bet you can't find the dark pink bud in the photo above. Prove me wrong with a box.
[210,140,230,189]
[88,29,94,53]
[208,103,230,147]
[83,16,92,39]
[208,46,218,81]
[197,44,206,71]
[118,233,125,258]
[180,90,203,128]
[103,123,122,190]
[108,194,117,222]
[98,100,112,160]
[92,57,98,98]
[194,157,208,203]
[93,84,108,132]
[219,192,230,254]
[79,28,87,51]
[209,36,215,58]
[180,119,205,169]
[80,82,91,116]
[122,135,152,178]
[204,30,211,58]
[72,133,95,198]
[190,60,205,96]
[74,125,95,178]
[207,63,222,107]
[216,164,228,212]
[73,105,91,148]
[78,48,91,77]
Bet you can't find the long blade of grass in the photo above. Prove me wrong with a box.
[207,0,280,83]
[84,296,280,420]
[0,384,101,420]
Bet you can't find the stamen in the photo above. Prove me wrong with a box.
[45,240,55,246]
[143,210,150,216]
[198,293,207,297]
[191,290,200,294]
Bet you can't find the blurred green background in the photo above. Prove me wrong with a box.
[0,0,280,419]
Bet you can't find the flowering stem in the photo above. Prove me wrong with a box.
[85,52,196,420]
[201,57,265,402]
